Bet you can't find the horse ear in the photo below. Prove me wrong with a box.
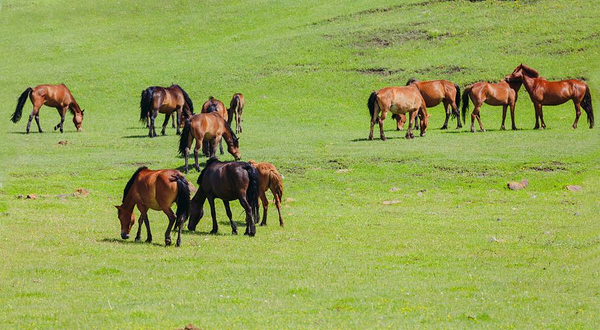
[114,205,120,210]
[81,109,85,114]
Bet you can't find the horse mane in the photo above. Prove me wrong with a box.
[406,78,419,86]
[173,84,194,113]
[224,121,239,147]
[520,64,540,78]
[122,166,147,202]
[197,158,220,185]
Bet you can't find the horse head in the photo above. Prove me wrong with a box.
[73,109,84,132]
[115,205,135,239]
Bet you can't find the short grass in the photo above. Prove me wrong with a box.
[1,0,599,328]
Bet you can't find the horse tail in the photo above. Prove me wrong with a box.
[453,83,461,119]
[461,86,472,123]
[172,174,191,221]
[178,119,192,156]
[581,85,594,128]
[11,87,32,123]
[176,85,194,115]
[269,169,284,203]
[243,163,260,224]
[367,91,378,119]
[140,87,153,123]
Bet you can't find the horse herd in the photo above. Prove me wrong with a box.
[368,63,594,140]
[9,63,595,246]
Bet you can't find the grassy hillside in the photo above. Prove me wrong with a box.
[1,0,599,328]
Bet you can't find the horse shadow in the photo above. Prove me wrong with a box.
[99,237,164,247]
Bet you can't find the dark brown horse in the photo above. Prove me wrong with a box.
[116,167,190,247]
[392,79,461,130]
[248,160,284,227]
[228,93,245,134]
[188,158,259,236]
[461,79,522,132]
[11,84,85,133]
[178,112,241,173]
[506,64,594,129]
[367,86,429,140]
[140,85,194,137]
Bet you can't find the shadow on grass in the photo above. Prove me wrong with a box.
[441,128,528,134]
[99,237,164,247]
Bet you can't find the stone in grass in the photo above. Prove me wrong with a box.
[565,185,582,192]
[285,197,297,203]
[382,199,400,205]
[58,140,68,145]
[336,169,351,173]
[507,179,528,190]
[389,187,400,192]
[489,236,504,243]
[26,194,38,200]
[177,324,200,330]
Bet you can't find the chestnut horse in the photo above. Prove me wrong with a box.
[202,96,228,154]
[178,112,241,173]
[188,158,259,236]
[367,86,429,140]
[228,93,246,134]
[139,84,194,137]
[248,160,284,227]
[461,78,522,132]
[11,84,84,133]
[393,78,461,130]
[506,64,594,129]
[116,167,190,247]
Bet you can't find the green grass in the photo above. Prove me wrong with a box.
[1,0,599,328]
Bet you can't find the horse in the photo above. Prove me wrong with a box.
[228,93,245,134]
[461,78,522,132]
[115,167,190,247]
[201,96,229,154]
[178,112,241,174]
[139,84,194,137]
[506,64,594,129]
[188,158,259,236]
[248,160,284,227]
[10,84,85,134]
[367,86,429,140]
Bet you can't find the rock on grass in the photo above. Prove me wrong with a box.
[507,179,528,190]
[566,185,582,192]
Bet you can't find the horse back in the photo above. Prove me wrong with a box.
[135,169,180,210]
[32,84,73,107]
[201,162,249,200]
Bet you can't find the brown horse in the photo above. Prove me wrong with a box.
[11,84,84,133]
[139,85,194,137]
[367,86,429,140]
[506,64,594,129]
[393,78,461,130]
[178,112,241,173]
[461,79,522,132]
[248,160,284,227]
[228,93,246,134]
[188,158,259,236]
[116,167,190,247]
[201,96,229,154]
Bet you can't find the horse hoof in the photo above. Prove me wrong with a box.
[135,237,141,242]
[512,127,518,131]
[210,230,218,235]
[232,230,238,235]
[260,223,266,226]
[500,126,506,131]
[440,126,447,130]
[165,239,171,246]
[381,137,387,141]
[145,238,152,243]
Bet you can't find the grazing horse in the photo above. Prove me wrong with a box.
[367,86,429,140]
[248,160,284,227]
[228,93,246,134]
[506,64,594,129]
[188,158,259,236]
[461,79,522,132]
[393,78,461,130]
[139,85,194,137]
[11,84,84,133]
[201,96,228,154]
[116,167,190,247]
[178,112,241,174]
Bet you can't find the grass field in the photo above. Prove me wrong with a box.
[1,0,599,328]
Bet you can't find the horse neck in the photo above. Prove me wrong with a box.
[121,191,136,213]
[521,74,537,93]
[221,127,234,145]
[69,101,82,114]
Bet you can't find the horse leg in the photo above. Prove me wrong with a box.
[148,110,156,137]
[501,105,508,130]
[453,100,462,129]
[259,191,268,226]
[160,112,170,135]
[194,139,202,172]
[368,103,380,140]
[470,105,480,132]
[175,108,182,135]
[572,102,581,129]
[58,107,67,133]
[223,200,238,235]
[475,109,485,132]
[533,103,541,129]
[405,112,415,139]
[143,213,152,243]
[510,103,517,130]
[219,139,224,155]
[378,111,387,141]
[208,196,219,234]
[135,211,145,241]
[540,107,546,129]
[162,208,177,246]
[441,102,450,130]
[274,191,284,227]
[171,112,176,128]
[239,197,256,237]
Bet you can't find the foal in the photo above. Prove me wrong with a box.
[228,93,245,134]
[248,160,284,227]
